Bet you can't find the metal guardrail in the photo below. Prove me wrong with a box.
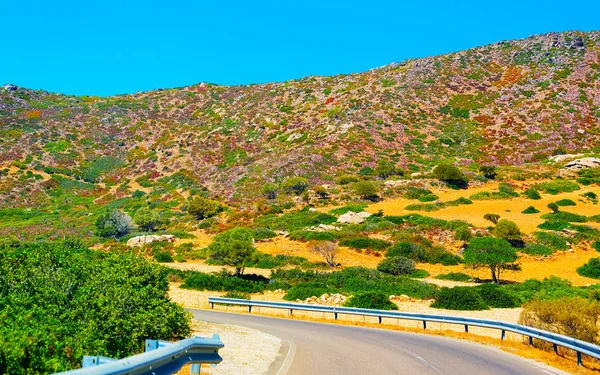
[209,297,600,366]
[55,335,224,375]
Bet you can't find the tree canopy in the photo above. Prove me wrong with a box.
[134,207,160,231]
[207,228,256,275]
[464,237,518,284]
[187,196,223,220]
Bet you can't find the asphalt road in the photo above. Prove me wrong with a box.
[190,309,566,375]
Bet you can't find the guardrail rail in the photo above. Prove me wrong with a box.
[209,296,600,366]
[55,335,224,375]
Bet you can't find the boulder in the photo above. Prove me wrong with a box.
[127,234,176,247]
[564,157,600,171]
[337,211,371,224]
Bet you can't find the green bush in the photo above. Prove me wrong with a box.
[541,211,587,223]
[533,232,568,251]
[181,272,267,293]
[534,180,580,195]
[256,209,337,231]
[223,291,251,299]
[283,282,334,301]
[339,237,391,251]
[577,258,600,279]
[521,206,540,214]
[522,243,553,256]
[435,272,471,282]
[593,241,600,252]
[433,163,467,185]
[153,250,173,263]
[336,174,360,185]
[377,256,415,276]
[289,230,337,242]
[344,291,398,310]
[431,287,488,310]
[583,192,598,200]
[554,199,576,206]
[252,227,277,240]
[353,180,378,199]
[537,220,570,231]
[187,197,223,220]
[134,207,160,231]
[418,194,439,202]
[0,240,190,374]
[386,242,427,261]
[403,187,433,200]
[523,189,542,200]
[476,284,520,308]
[281,177,310,195]
[454,227,472,242]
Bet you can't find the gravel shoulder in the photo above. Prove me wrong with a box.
[189,319,281,375]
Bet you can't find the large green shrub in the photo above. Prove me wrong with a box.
[431,287,488,310]
[283,282,334,301]
[94,210,134,238]
[554,199,576,206]
[187,197,223,220]
[464,237,517,284]
[0,239,190,374]
[533,231,568,251]
[476,283,520,308]
[281,177,309,195]
[377,256,415,276]
[523,189,542,200]
[534,180,580,195]
[339,236,391,251]
[344,291,398,310]
[577,258,600,279]
[181,271,267,293]
[134,207,160,231]
[494,219,522,242]
[433,163,467,186]
[353,180,378,199]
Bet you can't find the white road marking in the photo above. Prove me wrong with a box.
[275,340,296,375]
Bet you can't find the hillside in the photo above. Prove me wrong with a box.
[1,31,600,235]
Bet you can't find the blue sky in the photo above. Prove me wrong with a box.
[1,1,599,96]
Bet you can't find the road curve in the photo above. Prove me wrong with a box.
[190,309,566,375]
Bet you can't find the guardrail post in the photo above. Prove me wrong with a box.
[248,306,252,313]
[577,351,582,366]
[191,363,201,374]
[501,330,505,340]
[528,336,533,346]
[423,320,427,329]
[553,343,558,354]
[210,302,214,309]
[464,325,468,333]
[378,316,382,324]
[334,312,338,320]
[290,309,293,316]
[82,356,117,368]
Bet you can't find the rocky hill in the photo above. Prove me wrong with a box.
[1,30,599,205]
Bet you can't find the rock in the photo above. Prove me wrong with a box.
[549,154,584,163]
[308,208,317,212]
[564,157,600,171]
[317,224,340,231]
[337,211,371,224]
[1,84,18,92]
[126,234,176,247]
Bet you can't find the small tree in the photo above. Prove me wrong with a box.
[377,256,415,276]
[494,219,522,242]
[433,163,467,185]
[483,213,500,225]
[281,177,309,195]
[454,227,472,242]
[134,207,160,231]
[312,185,329,199]
[548,202,560,213]
[354,180,378,200]
[479,165,497,179]
[188,196,223,220]
[261,182,278,199]
[207,228,255,275]
[375,160,396,179]
[95,210,134,238]
[310,240,337,267]
[464,237,518,284]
